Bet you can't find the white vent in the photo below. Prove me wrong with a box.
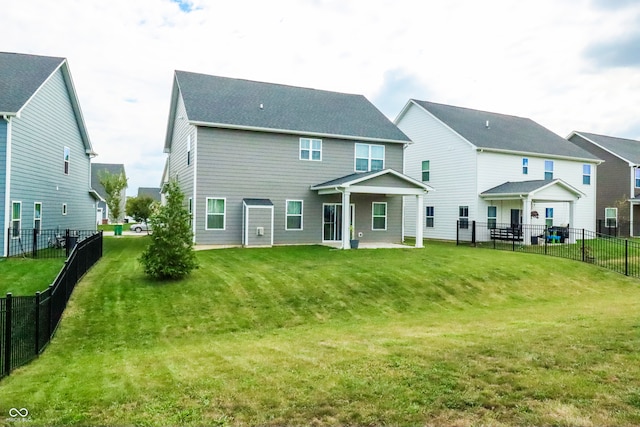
[256,227,264,236]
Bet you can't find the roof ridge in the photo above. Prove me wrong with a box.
[412,99,533,121]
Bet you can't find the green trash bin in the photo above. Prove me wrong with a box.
[114,224,123,236]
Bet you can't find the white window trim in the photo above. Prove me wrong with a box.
[355,143,385,172]
[11,201,21,239]
[299,138,322,161]
[426,206,434,228]
[605,207,618,228]
[635,168,640,188]
[583,164,591,185]
[371,202,387,231]
[205,197,226,230]
[459,205,470,229]
[522,158,529,175]
[34,202,42,231]
[422,160,430,182]
[487,206,497,229]
[285,199,304,231]
[544,160,554,180]
[63,146,70,175]
[62,203,68,216]
[545,207,554,227]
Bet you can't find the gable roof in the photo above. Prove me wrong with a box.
[404,100,599,162]
[137,187,161,202]
[91,163,127,199]
[569,131,640,165]
[480,179,584,198]
[0,51,95,155]
[164,71,410,151]
[310,168,433,195]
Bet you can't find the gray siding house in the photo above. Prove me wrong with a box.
[91,163,127,224]
[162,71,432,249]
[567,131,640,236]
[0,52,98,256]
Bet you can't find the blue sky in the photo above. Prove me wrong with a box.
[3,0,640,195]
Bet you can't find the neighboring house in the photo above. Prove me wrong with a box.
[162,71,432,249]
[137,187,161,202]
[91,163,127,224]
[396,100,601,242]
[567,131,640,236]
[0,52,99,256]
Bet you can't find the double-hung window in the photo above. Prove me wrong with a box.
[34,202,42,232]
[544,160,554,180]
[372,202,387,230]
[286,200,303,230]
[605,207,617,228]
[545,208,554,228]
[355,143,384,172]
[11,202,21,238]
[426,206,434,228]
[487,206,497,229]
[206,198,225,230]
[187,136,192,166]
[635,169,640,188]
[459,206,469,229]
[63,147,70,175]
[422,161,430,181]
[300,138,322,161]
[522,158,529,175]
[583,164,591,185]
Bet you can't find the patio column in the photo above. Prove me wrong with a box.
[631,203,635,237]
[341,190,351,249]
[415,194,424,248]
[569,200,576,243]
[523,197,532,245]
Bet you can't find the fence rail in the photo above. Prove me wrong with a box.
[0,231,102,378]
[7,228,98,259]
[457,221,640,279]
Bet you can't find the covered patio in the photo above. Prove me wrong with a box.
[310,169,433,249]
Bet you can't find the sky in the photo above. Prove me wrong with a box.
[3,0,640,195]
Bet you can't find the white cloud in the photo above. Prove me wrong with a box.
[3,0,640,193]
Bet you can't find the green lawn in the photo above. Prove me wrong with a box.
[0,256,64,296]
[1,237,640,426]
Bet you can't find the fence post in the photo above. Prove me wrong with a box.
[456,221,459,246]
[65,229,71,258]
[34,292,41,355]
[626,240,629,276]
[32,228,38,258]
[471,221,476,246]
[582,229,585,262]
[6,228,9,258]
[47,284,53,340]
[4,293,12,376]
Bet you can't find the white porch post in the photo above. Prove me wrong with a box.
[415,194,424,248]
[630,202,635,237]
[341,190,351,249]
[523,197,532,245]
[569,200,576,243]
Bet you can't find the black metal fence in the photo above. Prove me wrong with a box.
[457,221,640,279]
[6,228,97,259]
[0,231,102,378]
[595,219,640,238]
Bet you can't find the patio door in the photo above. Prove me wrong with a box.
[323,203,355,241]
[511,209,522,228]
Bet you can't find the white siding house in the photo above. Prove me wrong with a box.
[397,100,601,242]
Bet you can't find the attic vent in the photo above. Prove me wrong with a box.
[259,103,264,110]
[485,120,490,129]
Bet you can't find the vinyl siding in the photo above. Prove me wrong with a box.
[192,126,404,245]
[166,94,196,200]
[8,68,95,233]
[569,134,632,219]
[0,120,6,252]
[399,103,477,240]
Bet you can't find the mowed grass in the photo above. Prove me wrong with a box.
[0,256,64,295]
[1,237,640,426]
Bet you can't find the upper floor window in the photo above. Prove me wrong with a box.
[522,158,528,175]
[422,160,430,181]
[206,198,225,230]
[286,200,303,230]
[583,164,591,185]
[544,160,554,180]
[300,138,322,161]
[63,147,70,175]
[187,136,192,166]
[355,143,384,172]
[62,203,68,216]
[635,169,640,188]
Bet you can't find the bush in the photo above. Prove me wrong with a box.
[139,180,198,280]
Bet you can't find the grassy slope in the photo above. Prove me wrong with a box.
[1,237,639,426]
[0,257,64,295]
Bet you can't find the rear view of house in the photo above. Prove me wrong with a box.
[162,71,432,249]
[0,52,98,256]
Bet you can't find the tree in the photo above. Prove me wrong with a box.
[99,170,128,223]
[139,180,198,280]
[126,195,156,232]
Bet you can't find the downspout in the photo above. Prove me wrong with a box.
[2,115,12,257]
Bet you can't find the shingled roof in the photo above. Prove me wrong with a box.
[91,163,127,199]
[409,100,599,161]
[570,131,640,165]
[0,52,65,115]
[165,71,410,150]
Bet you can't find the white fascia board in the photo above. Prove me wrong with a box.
[568,131,633,166]
[188,121,409,145]
[478,147,603,164]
